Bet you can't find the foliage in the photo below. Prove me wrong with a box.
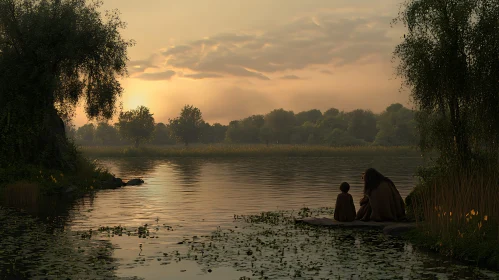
[150,123,176,145]
[264,109,296,144]
[295,109,322,125]
[346,109,378,142]
[0,0,133,169]
[393,0,499,165]
[76,123,95,145]
[169,105,204,146]
[95,122,120,146]
[74,103,420,147]
[0,140,115,199]
[117,106,155,148]
[394,0,499,269]
[374,105,418,146]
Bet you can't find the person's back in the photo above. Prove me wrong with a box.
[334,182,356,222]
[369,180,406,222]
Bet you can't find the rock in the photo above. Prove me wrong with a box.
[101,177,125,189]
[383,223,417,237]
[125,178,144,186]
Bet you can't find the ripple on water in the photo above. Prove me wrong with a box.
[2,157,496,279]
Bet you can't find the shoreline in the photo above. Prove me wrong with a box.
[80,144,421,158]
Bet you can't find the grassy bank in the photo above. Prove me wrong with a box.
[406,166,499,270]
[0,149,119,213]
[80,144,420,158]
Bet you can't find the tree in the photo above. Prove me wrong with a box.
[64,120,77,141]
[346,109,378,142]
[151,123,175,145]
[75,123,95,146]
[259,125,272,146]
[264,109,296,144]
[95,122,120,146]
[323,108,340,118]
[0,0,133,169]
[169,105,203,146]
[117,106,155,148]
[394,0,499,164]
[210,123,228,143]
[325,128,366,147]
[374,104,418,146]
[295,109,322,125]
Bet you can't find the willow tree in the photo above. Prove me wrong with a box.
[393,0,499,165]
[0,0,133,169]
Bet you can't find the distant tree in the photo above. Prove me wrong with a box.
[346,109,378,142]
[264,109,296,144]
[95,122,120,145]
[76,123,95,145]
[0,0,133,169]
[169,105,204,146]
[151,123,175,145]
[117,106,155,148]
[323,108,340,118]
[259,125,272,146]
[295,109,322,125]
[325,128,366,147]
[225,115,264,143]
[374,104,418,146]
[211,123,228,143]
[225,121,243,143]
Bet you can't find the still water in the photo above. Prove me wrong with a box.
[1,156,498,279]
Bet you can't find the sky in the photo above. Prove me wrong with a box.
[73,0,411,127]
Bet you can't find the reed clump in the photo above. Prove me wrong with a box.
[408,165,499,269]
[80,144,419,158]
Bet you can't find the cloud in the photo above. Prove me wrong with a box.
[280,75,301,80]
[129,11,394,80]
[183,73,223,79]
[320,69,333,75]
[127,54,163,75]
[135,70,176,81]
[140,12,395,81]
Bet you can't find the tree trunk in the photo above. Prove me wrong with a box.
[39,107,71,170]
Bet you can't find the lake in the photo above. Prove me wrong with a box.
[1,156,497,279]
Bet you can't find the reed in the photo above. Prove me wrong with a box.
[80,144,419,158]
[409,164,499,268]
[2,181,41,211]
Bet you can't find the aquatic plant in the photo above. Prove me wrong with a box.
[154,208,495,279]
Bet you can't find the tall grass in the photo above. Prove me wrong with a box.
[80,144,420,158]
[2,181,41,211]
[409,165,499,268]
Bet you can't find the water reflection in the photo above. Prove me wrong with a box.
[1,156,495,279]
[168,158,203,186]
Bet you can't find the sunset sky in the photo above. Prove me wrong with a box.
[74,0,412,127]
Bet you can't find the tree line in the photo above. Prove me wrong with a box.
[68,103,419,147]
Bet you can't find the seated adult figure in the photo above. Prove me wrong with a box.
[355,168,406,222]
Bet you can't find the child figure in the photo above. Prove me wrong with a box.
[334,182,356,222]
